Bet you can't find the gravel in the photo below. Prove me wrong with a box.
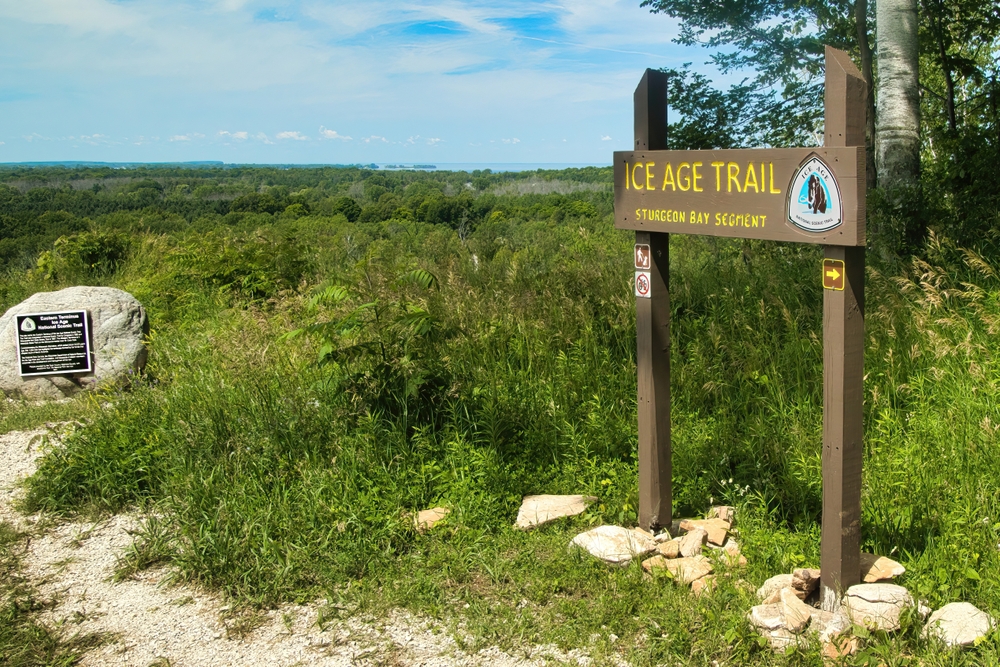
[0,427,591,666]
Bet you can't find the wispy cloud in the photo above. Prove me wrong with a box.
[319,126,351,141]
[0,0,706,162]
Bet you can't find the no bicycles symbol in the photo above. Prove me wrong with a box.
[635,271,651,298]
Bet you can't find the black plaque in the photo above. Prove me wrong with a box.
[16,310,92,376]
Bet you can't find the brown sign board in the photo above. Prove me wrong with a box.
[614,147,865,246]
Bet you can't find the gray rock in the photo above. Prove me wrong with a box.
[0,287,148,400]
[923,602,996,647]
[844,583,913,631]
[515,495,596,529]
[570,525,657,565]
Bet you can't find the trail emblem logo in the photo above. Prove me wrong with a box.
[20,318,36,332]
[787,155,843,233]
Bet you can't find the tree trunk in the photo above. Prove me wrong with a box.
[875,0,921,196]
[856,0,877,189]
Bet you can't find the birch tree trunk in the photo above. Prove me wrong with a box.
[875,0,921,196]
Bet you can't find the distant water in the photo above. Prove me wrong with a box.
[377,163,611,172]
[1,161,611,173]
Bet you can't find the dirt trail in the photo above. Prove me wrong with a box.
[0,427,587,667]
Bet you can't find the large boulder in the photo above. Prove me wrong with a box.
[0,287,148,400]
[923,602,995,647]
[844,583,914,631]
[570,525,657,565]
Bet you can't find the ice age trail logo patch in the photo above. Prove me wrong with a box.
[786,155,843,233]
[20,317,35,332]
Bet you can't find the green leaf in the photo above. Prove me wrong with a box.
[396,269,439,290]
[965,567,981,581]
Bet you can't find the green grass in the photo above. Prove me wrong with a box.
[3,187,1000,664]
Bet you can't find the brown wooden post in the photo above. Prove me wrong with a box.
[820,46,867,611]
[634,69,671,531]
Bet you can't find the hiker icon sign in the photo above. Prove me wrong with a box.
[787,155,843,233]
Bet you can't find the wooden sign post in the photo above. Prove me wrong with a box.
[616,47,866,610]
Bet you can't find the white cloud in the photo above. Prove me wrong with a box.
[0,141,5,145]
[23,133,49,142]
[219,130,248,140]
[169,133,204,142]
[601,135,612,141]
[362,135,388,144]
[426,137,442,145]
[276,130,308,141]
[254,132,274,144]
[318,126,351,141]
[79,133,112,145]
[501,138,521,144]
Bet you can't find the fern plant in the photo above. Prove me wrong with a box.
[286,268,454,429]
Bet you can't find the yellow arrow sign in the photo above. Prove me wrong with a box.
[825,267,841,281]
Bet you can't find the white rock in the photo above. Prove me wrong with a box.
[514,495,596,529]
[859,552,906,582]
[0,286,147,400]
[923,602,996,647]
[678,518,730,546]
[748,604,785,631]
[810,606,852,643]
[678,527,708,557]
[653,530,672,543]
[413,507,449,532]
[778,587,812,633]
[642,555,713,585]
[570,526,657,565]
[757,574,794,602]
[844,583,914,631]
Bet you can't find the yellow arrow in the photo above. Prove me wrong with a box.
[825,267,841,281]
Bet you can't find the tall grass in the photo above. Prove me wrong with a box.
[12,209,1000,663]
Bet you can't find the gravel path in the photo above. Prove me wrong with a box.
[0,427,589,667]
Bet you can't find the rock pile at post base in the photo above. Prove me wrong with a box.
[749,553,995,655]
[570,505,744,594]
[0,286,148,401]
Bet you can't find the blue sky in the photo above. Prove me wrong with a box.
[0,0,720,164]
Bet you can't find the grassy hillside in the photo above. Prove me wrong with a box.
[1,165,998,665]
